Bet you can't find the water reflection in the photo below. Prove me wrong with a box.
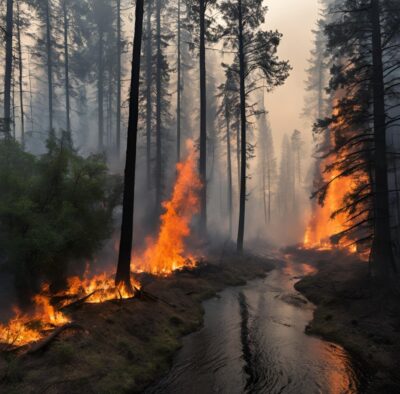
[145,261,363,394]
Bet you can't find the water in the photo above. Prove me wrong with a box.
[145,260,364,394]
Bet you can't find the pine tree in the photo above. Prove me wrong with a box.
[219,0,290,252]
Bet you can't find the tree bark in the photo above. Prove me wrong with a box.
[98,30,104,150]
[45,0,53,134]
[16,0,24,146]
[176,0,182,163]
[237,0,247,252]
[115,0,144,291]
[116,0,122,156]
[3,0,14,136]
[199,0,207,236]
[370,0,396,277]
[145,0,152,191]
[63,0,71,134]
[155,0,162,216]
[226,110,233,236]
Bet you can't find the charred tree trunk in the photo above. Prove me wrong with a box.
[236,122,240,188]
[16,1,24,146]
[116,0,122,156]
[176,0,182,163]
[115,0,144,291]
[45,0,54,134]
[145,0,152,190]
[98,30,104,150]
[370,0,396,278]
[4,0,13,136]
[62,0,71,133]
[199,0,207,236]
[237,0,247,252]
[226,109,233,236]
[155,0,162,216]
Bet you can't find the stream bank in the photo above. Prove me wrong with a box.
[291,247,400,393]
[0,250,274,394]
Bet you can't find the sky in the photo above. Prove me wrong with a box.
[263,0,320,156]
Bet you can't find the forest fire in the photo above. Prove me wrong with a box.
[0,272,140,348]
[303,168,357,252]
[0,292,70,348]
[60,272,139,305]
[133,140,202,275]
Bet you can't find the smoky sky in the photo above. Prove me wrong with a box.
[263,0,319,159]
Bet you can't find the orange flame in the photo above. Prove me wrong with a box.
[134,140,202,274]
[0,270,140,348]
[0,290,70,348]
[304,103,368,254]
[60,272,140,305]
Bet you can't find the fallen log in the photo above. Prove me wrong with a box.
[135,287,176,308]
[27,322,83,355]
[59,290,100,311]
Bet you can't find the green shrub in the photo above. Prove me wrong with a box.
[0,133,122,295]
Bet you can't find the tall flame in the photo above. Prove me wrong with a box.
[134,140,202,274]
[304,103,369,254]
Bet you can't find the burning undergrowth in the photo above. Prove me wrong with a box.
[304,99,371,256]
[0,272,140,350]
[0,140,202,349]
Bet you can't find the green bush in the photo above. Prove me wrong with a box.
[0,133,122,295]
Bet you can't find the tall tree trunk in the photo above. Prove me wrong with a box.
[262,151,267,224]
[226,109,233,236]
[267,161,271,223]
[370,0,396,277]
[155,0,162,216]
[62,0,71,133]
[237,0,247,252]
[4,0,14,135]
[116,0,122,155]
[16,1,24,147]
[236,121,241,188]
[176,0,182,163]
[98,30,104,150]
[115,0,144,291]
[199,0,207,236]
[107,65,113,147]
[45,0,53,134]
[145,0,152,190]
[28,51,34,133]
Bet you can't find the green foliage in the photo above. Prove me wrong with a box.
[0,133,121,293]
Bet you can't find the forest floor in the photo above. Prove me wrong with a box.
[0,248,275,394]
[289,247,400,393]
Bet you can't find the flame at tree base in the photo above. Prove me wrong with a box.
[0,140,200,348]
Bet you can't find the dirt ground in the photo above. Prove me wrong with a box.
[0,249,275,394]
[289,247,400,394]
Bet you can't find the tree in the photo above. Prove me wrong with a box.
[257,93,276,224]
[3,0,14,135]
[219,0,290,252]
[186,0,217,237]
[313,0,400,279]
[115,0,144,292]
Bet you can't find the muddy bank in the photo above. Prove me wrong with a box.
[290,248,400,393]
[0,250,275,394]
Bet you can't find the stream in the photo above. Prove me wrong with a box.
[145,258,365,394]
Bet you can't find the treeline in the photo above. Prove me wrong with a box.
[1,0,318,293]
[305,0,400,282]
